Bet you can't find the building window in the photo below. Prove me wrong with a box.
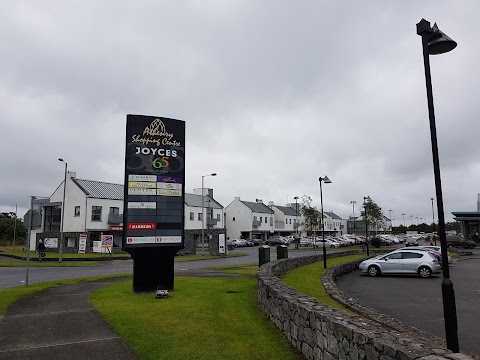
[92,206,102,221]
[198,213,202,221]
[265,217,267,223]
[74,206,80,217]
[109,207,119,214]
[233,217,235,221]
[260,217,262,223]
[253,216,257,221]
[289,219,292,224]
[190,212,194,220]
[44,206,61,231]
[216,214,220,221]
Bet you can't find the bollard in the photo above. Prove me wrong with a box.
[259,245,270,267]
[277,245,288,259]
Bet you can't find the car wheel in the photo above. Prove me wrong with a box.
[330,245,335,248]
[447,244,454,249]
[418,266,432,278]
[368,265,381,277]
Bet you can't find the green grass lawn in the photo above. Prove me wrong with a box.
[207,263,258,276]
[91,277,302,360]
[282,254,366,310]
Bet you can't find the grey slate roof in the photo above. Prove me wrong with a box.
[275,205,299,216]
[72,178,224,207]
[325,211,342,220]
[185,193,223,209]
[74,179,124,200]
[241,201,274,214]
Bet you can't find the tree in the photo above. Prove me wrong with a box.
[0,217,27,246]
[360,199,383,234]
[300,195,319,235]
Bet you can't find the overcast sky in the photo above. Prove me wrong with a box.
[1,1,479,226]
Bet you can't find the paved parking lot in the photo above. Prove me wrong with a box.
[337,248,480,357]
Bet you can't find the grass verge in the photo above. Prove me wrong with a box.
[207,263,258,276]
[282,254,366,311]
[91,277,302,360]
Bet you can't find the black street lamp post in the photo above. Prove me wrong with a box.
[417,18,459,353]
[319,176,331,269]
[363,196,371,256]
[350,201,356,235]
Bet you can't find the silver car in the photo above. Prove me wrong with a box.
[359,249,442,278]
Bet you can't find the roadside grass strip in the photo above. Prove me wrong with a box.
[90,277,303,360]
[207,263,258,276]
[281,254,366,311]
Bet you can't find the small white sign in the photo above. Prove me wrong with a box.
[78,234,87,254]
[155,236,182,244]
[128,188,156,195]
[157,189,182,197]
[219,233,226,254]
[157,182,182,190]
[44,238,58,248]
[129,174,157,182]
[128,181,157,189]
[126,236,157,244]
[128,202,156,209]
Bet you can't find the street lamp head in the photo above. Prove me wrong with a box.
[319,176,332,184]
[58,158,65,163]
[428,23,457,55]
[294,196,299,200]
[211,173,217,177]
[417,19,457,55]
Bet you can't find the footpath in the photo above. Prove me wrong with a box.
[0,277,139,360]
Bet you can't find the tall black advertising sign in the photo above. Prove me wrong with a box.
[123,114,185,292]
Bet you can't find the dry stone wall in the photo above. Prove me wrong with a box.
[256,252,474,360]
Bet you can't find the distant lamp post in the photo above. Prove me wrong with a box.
[58,158,67,263]
[350,201,356,235]
[410,215,414,226]
[363,196,372,256]
[201,173,217,255]
[388,209,393,233]
[12,204,18,250]
[417,18,459,352]
[293,196,299,235]
[431,197,436,235]
[319,176,332,269]
[416,217,419,226]
[402,213,406,227]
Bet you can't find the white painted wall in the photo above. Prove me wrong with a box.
[185,205,224,230]
[225,198,251,239]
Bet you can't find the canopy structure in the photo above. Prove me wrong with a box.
[452,212,480,241]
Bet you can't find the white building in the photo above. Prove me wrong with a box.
[224,198,274,240]
[224,198,301,240]
[270,202,301,234]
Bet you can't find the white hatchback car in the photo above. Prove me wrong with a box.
[359,249,442,278]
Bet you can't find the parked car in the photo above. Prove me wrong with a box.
[358,249,442,278]
[226,239,238,250]
[265,237,288,246]
[299,238,313,247]
[405,236,418,247]
[314,238,339,248]
[446,235,476,249]
[245,238,260,246]
[405,246,452,264]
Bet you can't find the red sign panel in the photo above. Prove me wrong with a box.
[127,223,157,230]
